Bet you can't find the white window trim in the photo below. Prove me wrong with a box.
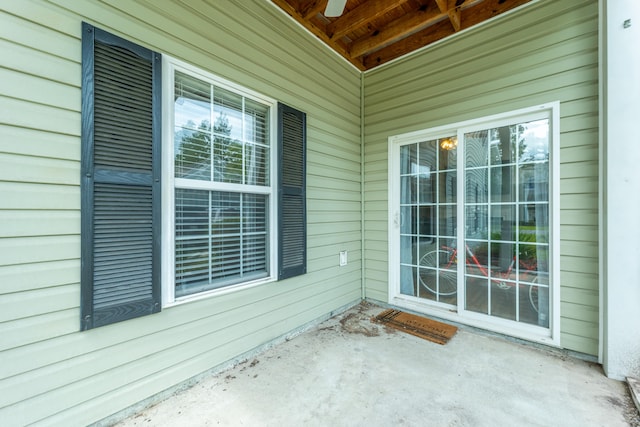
[161,56,278,307]
[388,102,561,347]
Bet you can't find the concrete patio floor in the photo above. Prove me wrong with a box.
[114,302,640,427]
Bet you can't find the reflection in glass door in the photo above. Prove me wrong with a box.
[393,106,556,339]
[399,136,458,306]
[463,120,550,327]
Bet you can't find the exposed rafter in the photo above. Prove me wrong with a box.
[271,0,535,71]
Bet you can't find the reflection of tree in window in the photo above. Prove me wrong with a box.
[175,113,243,182]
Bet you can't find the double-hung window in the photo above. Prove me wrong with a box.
[81,24,306,329]
[164,61,277,302]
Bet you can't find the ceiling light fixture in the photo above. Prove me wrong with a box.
[440,137,458,151]
[324,0,347,17]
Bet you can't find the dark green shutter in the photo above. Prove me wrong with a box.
[80,23,161,330]
[277,103,307,280]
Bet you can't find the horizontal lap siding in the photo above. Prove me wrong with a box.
[0,0,361,425]
[363,0,599,355]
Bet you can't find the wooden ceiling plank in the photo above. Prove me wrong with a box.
[361,0,532,69]
[460,0,533,29]
[362,19,454,68]
[270,0,366,70]
[301,0,327,19]
[327,0,408,40]
[270,0,534,71]
[349,6,446,58]
[434,0,449,13]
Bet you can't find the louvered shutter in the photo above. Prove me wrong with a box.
[277,103,307,280]
[80,23,161,330]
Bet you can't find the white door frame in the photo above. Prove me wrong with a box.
[388,102,561,347]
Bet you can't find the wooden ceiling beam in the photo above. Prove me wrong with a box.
[361,0,533,69]
[269,0,535,71]
[349,5,446,59]
[448,7,461,31]
[327,0,408,40]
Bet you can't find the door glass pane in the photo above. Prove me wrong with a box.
[399,137,457,304]
[439,138,457,170]
[490,205,515,240]
[464,118,550,328]
[465,130,488,168]
[419,174,436,204]
[400,144,416,174]
[465,169,488,204]
[520,163,549,202]
[439,171,457,203]
[490,165,515,203]
[439,206,456,237]
[490,126,516,165]
[419,140,437,171]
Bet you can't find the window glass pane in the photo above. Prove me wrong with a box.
[245,143,269,186]
[173,68,273,297]
[175,72,210,129]
[213,87,243,141]
[175,238,210,294]
[175,189,209,237]
[213,131,243,184]
[175,72,212,181]
[174,190,269,297]
[210,192,240,235]
[175,126,211,180]
[243,194,267,234]
[175,189,210,295]
[244,99,269,145]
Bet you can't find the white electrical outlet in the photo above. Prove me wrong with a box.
[339,250,348,266]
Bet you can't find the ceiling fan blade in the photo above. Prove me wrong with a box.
[324,0,347,17]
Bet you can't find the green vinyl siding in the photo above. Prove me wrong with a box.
[0,0,361,425]
[363,0,599,355]
[0,0,606,423]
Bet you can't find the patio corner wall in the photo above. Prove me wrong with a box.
[363,0,600,356]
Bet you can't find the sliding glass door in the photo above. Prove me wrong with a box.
[392,104,556,339]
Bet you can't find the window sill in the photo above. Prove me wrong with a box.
[164,275,277,308]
